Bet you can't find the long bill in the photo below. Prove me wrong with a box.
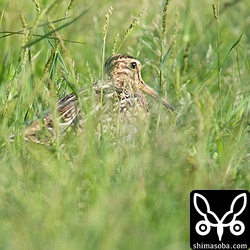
[139,80,175,112]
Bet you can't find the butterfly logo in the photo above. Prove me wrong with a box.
[193,193,247,241]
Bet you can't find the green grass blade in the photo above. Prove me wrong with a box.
[23,8,89,48]
[160,43,172,70]
[220,33,243,70]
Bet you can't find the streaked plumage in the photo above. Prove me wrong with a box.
[19,54,174,144]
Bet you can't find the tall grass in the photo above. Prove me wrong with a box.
[0,0,249,249]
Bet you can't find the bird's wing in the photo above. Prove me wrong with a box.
[57,92,79,125]
[23,91,81,143]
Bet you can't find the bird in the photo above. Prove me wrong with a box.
[18,54,175,144]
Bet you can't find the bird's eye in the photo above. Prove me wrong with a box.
[130,62,137,69]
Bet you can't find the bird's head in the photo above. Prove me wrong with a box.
[104,54,175,111]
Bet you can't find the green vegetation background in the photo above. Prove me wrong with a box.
[0,0,249,249]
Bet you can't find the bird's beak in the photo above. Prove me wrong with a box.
[139,80,175,111]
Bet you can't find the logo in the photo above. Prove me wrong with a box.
[190,190,250,250]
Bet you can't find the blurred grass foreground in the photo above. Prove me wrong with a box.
[0,0,249,249]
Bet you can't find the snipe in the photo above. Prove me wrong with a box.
[20,54,174,143]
